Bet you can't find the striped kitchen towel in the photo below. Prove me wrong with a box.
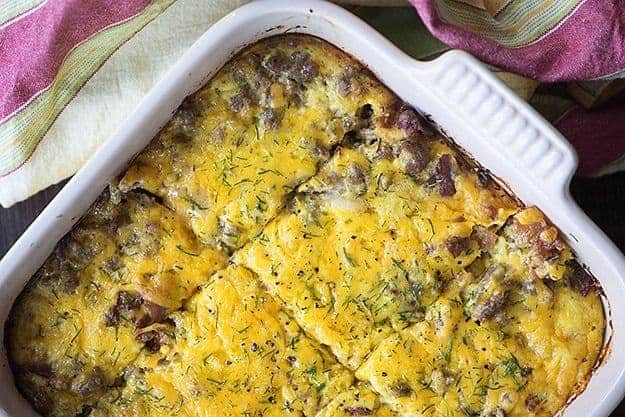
[357,1,625,177]
[0,0,246,207]
[1,0,624,207]
[407,0,625,176]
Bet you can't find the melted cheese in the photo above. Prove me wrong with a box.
[7,193,227,416]
[7,35,604,417]
[91,265,353,417]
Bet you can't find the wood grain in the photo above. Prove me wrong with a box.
[0,180,67,256]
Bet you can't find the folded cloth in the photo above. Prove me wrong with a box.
[407,0,625,176]
[0,0,246,207]
[356,2,625,176]
[0,0,623,207]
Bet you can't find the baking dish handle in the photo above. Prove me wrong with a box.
[410,50,578,198]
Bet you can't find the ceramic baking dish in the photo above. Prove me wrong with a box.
[1,1,624,416]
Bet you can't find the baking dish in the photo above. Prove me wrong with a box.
[1,1,624,416]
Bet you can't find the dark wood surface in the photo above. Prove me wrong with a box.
[1,174,624,416]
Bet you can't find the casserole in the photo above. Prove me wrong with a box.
[0,1,624,416]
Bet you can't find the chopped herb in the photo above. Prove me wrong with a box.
[176,244,200,257]
[232,178,253,187]
[257,168,285,178]
[183,195,209,210]
[342,248,356,267]
[304,364,317,376]
[255,195,268,212]
[70,326,82,344]
[427,218,435,238]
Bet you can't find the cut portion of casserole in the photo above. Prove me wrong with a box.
[5,191,227,417]
[87,265,354,417]
[315,383,399,417]
[355,210,604,417]
[236,142,518,369]
[5,34,605,417]
[118,36,380,252]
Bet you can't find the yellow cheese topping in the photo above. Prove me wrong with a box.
[89,265,353,417]
[6,192,227,416]
[6,35,604,417]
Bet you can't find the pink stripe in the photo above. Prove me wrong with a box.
[0,1,48,31]
[0,0,151,120]
[410,0,625,82]
[555,98,625,176]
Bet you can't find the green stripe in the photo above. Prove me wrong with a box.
[352,6,448,61]
[0,0,176,175]
[440,0,563,30]
[437,0,579,46]
[435,0,581,47]
[442,0,545,27]
[597,68,625,81]
[0,0,46,27]
[599,155,625,176]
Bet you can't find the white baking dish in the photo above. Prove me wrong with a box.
[1,1,624,416]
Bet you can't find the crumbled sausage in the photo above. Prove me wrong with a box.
[445,236,470,257]
[38,264,79,294]
[136,328,170,353]
[392,381,412,397]
[465,264,511,322]
[566,260,598,296]
[264,51,289,75]
[474,292,507,321]
[336,74,352,96]
[260,107,281,130]
[471,225,498,251]
[136,300,168,328]
[101,255,123,276]
[426,154,456,196]
[178,95,203,120]
[336,65,363,96]
[105,290,141,327]
[506,209,566,261]
[105,291,168,329]
[229,91,251,113]
[395,104,436,139]
[397,106,423,138]
[477,168,491,187]
[263,50,318,85]
[399,140,429,177]
[290,51,318,84]
[344,407,373,415]
[23,362,53,378]
[72,368,106,396]
[18,379,52,416]
[120,225,162,258]
[525,394,541,411]
[63,237,98,270]
[345,164,368,196]
[171,95,204,140]
[117,291,143,312]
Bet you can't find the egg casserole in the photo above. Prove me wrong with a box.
[5,35,605,417]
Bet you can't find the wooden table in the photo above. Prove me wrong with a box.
[1,174,624,415]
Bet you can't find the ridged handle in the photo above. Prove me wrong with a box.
[412,50,578,197]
